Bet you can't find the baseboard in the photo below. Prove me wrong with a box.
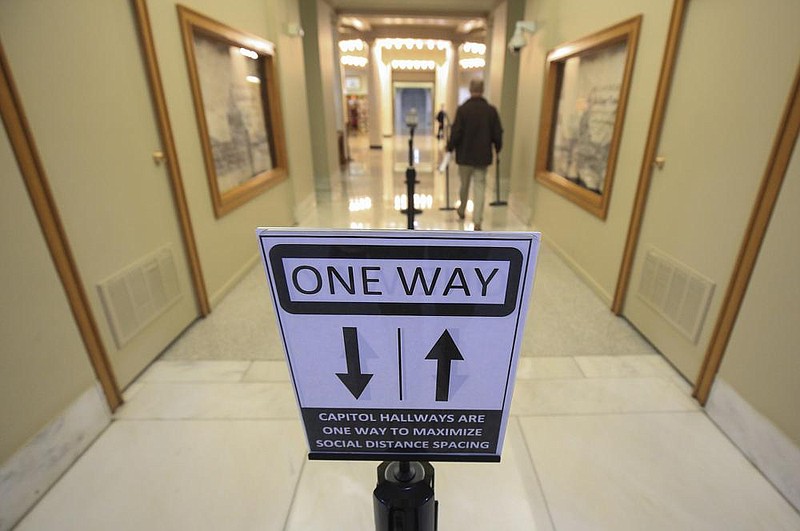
[706,378,800,511]
[0,383,110,530]
[508,196,532,226]
[209,253,261,308]
[534,230,614,305]
[293,192,316,226]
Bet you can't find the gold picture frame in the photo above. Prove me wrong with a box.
[535,16,641,219]
[178,5,288,218]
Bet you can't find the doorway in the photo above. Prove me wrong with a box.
[1,0,204,393]
[619,0,800,382]
[393,83,434,135]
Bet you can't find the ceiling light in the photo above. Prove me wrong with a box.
[339,39,365,53]
[239,48,258,59]
[341,56,368,67]
[462,42,486,55]
[459,58,485,69]
[390,60,436,71]
[376,39,450,52]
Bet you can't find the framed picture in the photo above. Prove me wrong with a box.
[535,16,641,219]
[178,6,288,217]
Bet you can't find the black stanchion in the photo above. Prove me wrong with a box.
[400,110,422,224]
[373,461,438,531]
[438,117,456,212]
[405,166,416,229]
[489,155,508,207]
[408,134,420,185]
[438,160,456,211]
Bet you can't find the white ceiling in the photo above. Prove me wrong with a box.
[326,0,502,17]
[330,0,499,40]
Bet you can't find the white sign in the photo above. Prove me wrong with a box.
[257,229,540,462]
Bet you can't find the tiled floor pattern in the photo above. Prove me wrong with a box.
[14,135,800,529]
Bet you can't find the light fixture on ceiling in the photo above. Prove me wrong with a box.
[462,42,486,55]
[508,21,538,53]
[341,56,368,67]
[239,47,258,59]
[459,58,485,69]
[377,39,449,51]
[390,60,436,71]
[339,39,365,53]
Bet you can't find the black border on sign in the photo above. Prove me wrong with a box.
[268,243,523,316]
[258,232,538,463]
[308,452,501,462]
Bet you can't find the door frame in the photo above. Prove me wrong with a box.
[132,0,210,317]
[611,0,688,318]
[694,63,800,404]
[0,44,123,410]
[611,0,800,403]
[392,80,436,135]
[0,1,214,411]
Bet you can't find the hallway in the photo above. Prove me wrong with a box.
[14,135,800,530]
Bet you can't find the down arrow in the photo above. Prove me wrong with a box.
[425,330,464,401]
[336,327,373,399]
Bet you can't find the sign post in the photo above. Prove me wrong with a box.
[257,229,540,527]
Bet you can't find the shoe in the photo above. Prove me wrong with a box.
[474,223,482,231]
[456,209,465,220]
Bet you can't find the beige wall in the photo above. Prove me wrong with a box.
[619,0,800,380]
[509,0,673,301]
[268,0,317,221]
[300,0,340,188]
[508,0,800,455]
[718,141,800,446]
[147,0,302,304]
[2,0,797,497]
[485,1,508,109]
[495,0,525,187]
[1,0,314,456]
[2,0,202,387]
[0,126,97,463]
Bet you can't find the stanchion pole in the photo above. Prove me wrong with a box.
[400,112,421,223]
[408,126,421,212]
[489,154,507,207]
[373,461,438,531]
[439,117,455,211]
[405,166,416,229]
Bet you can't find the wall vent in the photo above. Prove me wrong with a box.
[637,248,715,343]
[98,246,182,348]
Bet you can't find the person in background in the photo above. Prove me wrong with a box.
[435,104,447,140]
[446,79,503,231]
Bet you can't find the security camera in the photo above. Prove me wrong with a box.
[508,21,538,54]
[508,30,527,53]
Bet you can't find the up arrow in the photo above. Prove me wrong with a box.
[425,330,464,401]
[336,327,373,399]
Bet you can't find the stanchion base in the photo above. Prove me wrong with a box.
[439,206,457,211]
[400,208,423,215]
[374,461,437,531]
[489,200,508,206]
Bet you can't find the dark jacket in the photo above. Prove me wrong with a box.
[447,96,503,166]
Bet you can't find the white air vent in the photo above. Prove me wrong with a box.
[637,248,715,343]
[98,246,182,348]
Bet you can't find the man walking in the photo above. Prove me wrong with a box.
[446,79,503,231]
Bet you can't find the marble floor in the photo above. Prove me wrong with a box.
[14,136,800,530]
